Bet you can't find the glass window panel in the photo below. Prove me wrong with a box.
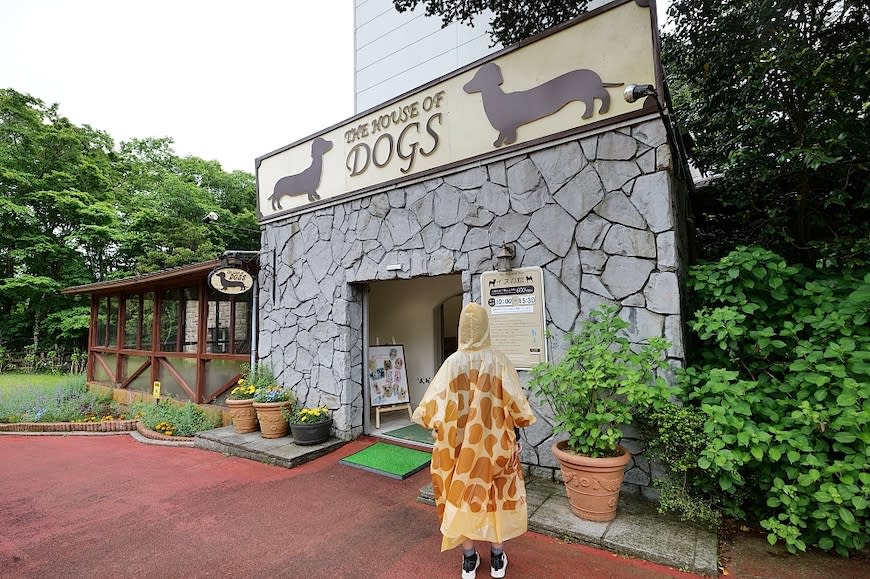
[123,296,139,349]
[107,297,118,347]
[121,355,151,393]
[158,358,198,402]
[206,288,231,354]
[159,289,181,352]
[141,292,154,350]
[233,297,252,355]
[93,353,116,382]
[205,359,245,403]
[96,297,107,346]
[182,287,199,354]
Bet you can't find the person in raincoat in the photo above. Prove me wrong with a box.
[413,302,536,579]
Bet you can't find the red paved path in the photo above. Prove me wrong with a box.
[0,435,699,578]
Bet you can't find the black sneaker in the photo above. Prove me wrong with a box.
[490,551,507,578]
[462,551,480,579]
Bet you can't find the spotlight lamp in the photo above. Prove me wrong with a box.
[495,243,516,273]
[623,84,657,103]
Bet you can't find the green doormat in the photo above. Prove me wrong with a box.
[339,442,431,480]
[383,423,433,445]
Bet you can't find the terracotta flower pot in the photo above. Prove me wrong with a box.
[225,398,258,434]
[552,440,631,522]
[252,401,291,438]
[289,419,332,446]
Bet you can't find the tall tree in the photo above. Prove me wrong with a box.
[664,0,870,267]
[0,90,259,352]
[0,89,119,349]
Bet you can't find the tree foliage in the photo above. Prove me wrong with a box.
[664,1,870,267]
[391,0,588,46]
[0,88,258,352]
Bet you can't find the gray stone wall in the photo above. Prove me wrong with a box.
[259,117,688,488]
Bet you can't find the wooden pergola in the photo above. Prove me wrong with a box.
[62,260,256,405]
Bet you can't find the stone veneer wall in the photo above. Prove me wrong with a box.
[259,116,689,490]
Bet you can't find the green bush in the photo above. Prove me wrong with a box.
[131,400,220,437]
[528,304,674,457]
[638,403,720,529]
[0,376,117,423]
[682,246,869,555]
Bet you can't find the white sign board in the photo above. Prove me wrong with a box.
[481,266,547,369]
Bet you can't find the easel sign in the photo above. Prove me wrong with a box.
[368,345,413,428]
[368,345,410,406]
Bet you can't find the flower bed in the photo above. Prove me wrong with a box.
[0,419,138,433]
[135,421,195,443]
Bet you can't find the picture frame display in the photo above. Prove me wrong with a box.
[368,345,410,407]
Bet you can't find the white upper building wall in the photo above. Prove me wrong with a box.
[354,0,497,113]
[354,0,615,113]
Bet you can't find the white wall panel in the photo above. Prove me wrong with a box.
[355,0,498,112]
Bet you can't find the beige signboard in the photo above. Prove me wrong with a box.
[481,267,547,369]
[256,0,657,221]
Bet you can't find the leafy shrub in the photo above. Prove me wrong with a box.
[682,246,869,555]
[131,400,220,437]
[638,403,720,529]
[528,304,674,457]
[0,377,118,423]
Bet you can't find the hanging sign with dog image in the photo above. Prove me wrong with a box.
[208,266,254,295]
[256,0,657,221]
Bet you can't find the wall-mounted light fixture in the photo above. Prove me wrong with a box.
[495,243,516,272]
[623,84,657,103]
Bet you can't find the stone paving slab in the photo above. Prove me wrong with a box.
[602,506,699,572]
[423,476,718,576]
[195,426,345,469]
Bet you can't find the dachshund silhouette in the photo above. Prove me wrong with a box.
[463,62,623,147]
[215,271,248,291]
[269,137,333,210]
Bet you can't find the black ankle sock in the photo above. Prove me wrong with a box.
[491,546,503,557]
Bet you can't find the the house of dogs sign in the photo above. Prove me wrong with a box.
[256,0,658,222]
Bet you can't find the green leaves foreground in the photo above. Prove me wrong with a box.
[681,246,869,555]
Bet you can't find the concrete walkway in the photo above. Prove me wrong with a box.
[196,426,718,575]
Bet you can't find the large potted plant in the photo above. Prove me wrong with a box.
[283,405,332,446]
[225,378,258,434]
[250,367,296,439]
[528,304,674,522]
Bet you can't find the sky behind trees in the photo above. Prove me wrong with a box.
[0,0,355,173]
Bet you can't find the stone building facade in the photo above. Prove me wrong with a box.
[258,115,690,487]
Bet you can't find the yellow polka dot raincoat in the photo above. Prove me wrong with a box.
[413,302,537,551]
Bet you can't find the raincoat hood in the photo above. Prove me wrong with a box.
[457,302,491,351]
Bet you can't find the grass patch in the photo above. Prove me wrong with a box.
[0,374,119,423]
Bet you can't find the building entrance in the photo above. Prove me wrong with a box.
[364,274,462,441]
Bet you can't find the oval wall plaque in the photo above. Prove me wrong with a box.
[208,267,254,295]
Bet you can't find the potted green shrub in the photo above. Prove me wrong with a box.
[528,304,674,521]
[283,405,332,446]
